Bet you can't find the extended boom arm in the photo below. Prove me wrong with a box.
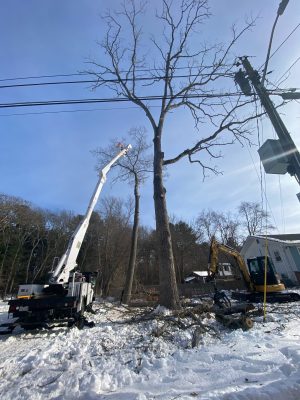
[49,144,132,284]
[208,237,253,290]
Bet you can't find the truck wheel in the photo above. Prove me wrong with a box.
[75,316,85,330]
[67,320,75,328]
[86,304,96,314]
[21,324,42,331]
[80,298,87,315]
[290,293,300,302]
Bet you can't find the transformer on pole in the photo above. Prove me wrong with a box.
[235,56,300,199]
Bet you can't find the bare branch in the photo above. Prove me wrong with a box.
[93,126,152,185]
[163,98,265,166]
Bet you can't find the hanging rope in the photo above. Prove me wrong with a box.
[257,108,269,321]
[263,165,269,322]
[278,175,286,233]
[255,97,265,233]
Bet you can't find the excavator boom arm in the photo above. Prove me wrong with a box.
[208,237,253,290]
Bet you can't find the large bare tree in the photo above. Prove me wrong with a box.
[238,201,275,236]
[88,0,258,309]
[196,209,241,247]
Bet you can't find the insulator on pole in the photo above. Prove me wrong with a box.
[234,69,252,96]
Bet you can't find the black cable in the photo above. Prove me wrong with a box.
[0,105,157,117]
[2,21,298,87]
[275,55,300,85]
[0,90,294,117]
[0,88,291,110]
[0,92,248,109]
[268,23,300,62]
[0,64,233,83]
[0,73,85,82]
[258,22,300,71]
[0,73,234,90]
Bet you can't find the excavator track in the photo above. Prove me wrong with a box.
[231,290,300,303]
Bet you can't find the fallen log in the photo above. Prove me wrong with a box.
[212,303,255,316]
[215,313,253,330]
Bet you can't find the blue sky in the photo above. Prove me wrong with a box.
[1,0,300,233]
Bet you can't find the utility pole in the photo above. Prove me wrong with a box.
[237,56,300,186]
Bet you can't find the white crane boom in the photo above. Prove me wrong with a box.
[49,144,132,284]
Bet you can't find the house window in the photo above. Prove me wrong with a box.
[274,251,282,262]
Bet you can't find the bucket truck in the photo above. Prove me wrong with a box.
[1,145,131,332]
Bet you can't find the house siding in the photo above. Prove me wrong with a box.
[241,236,300,286]
[289,247,300,271]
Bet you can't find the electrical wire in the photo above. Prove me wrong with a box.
[0,87,292,111]
[258,22,300,71]
[225,87,274,233]
[0,65,233,83]
[244,139,279,233]
[256,96,280,235]
[0,92,246,109]
[269,22,300,60]
[270,123,286,233]
[0,73,86,82]
[275,55,300,85]
[245,145,279,232]
[0,90,295,117]
[278,175,286,233]
[257,107,282,239]
[0,104,162,117]
[0,73,234,90]
[254,97,265,233]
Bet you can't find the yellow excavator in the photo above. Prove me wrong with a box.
[207,237,300,303]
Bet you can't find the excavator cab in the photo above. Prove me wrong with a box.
[247,256,279,287]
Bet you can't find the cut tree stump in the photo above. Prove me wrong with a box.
[215,313,253,331]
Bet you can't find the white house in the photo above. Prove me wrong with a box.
[184,271,208,284]
[184,264,233,284]
[241,234,300,286]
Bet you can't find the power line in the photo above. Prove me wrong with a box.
[276,55,300,85]
[0,88,291,110]
[269,22,300,60]
[0,105,162,117]
[0,73,85,82]
[0,91,291,116]
[0,92,247,109]
[0,73,234,90]
[258,22,300,71]
[245,143,279,233]
[0,65,233,83]
[0,78,95,89]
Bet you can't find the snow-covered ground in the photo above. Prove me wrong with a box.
[1,298,300,400]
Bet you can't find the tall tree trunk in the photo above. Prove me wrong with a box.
[0,231,10,289]
[122,174,140,304]
[4,241,22,298]
[102,277,110,297]
[25,236,41,283]
[153,131,181,309]
[33,238,54,283]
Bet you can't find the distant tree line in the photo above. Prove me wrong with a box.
[0,193,273,298]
